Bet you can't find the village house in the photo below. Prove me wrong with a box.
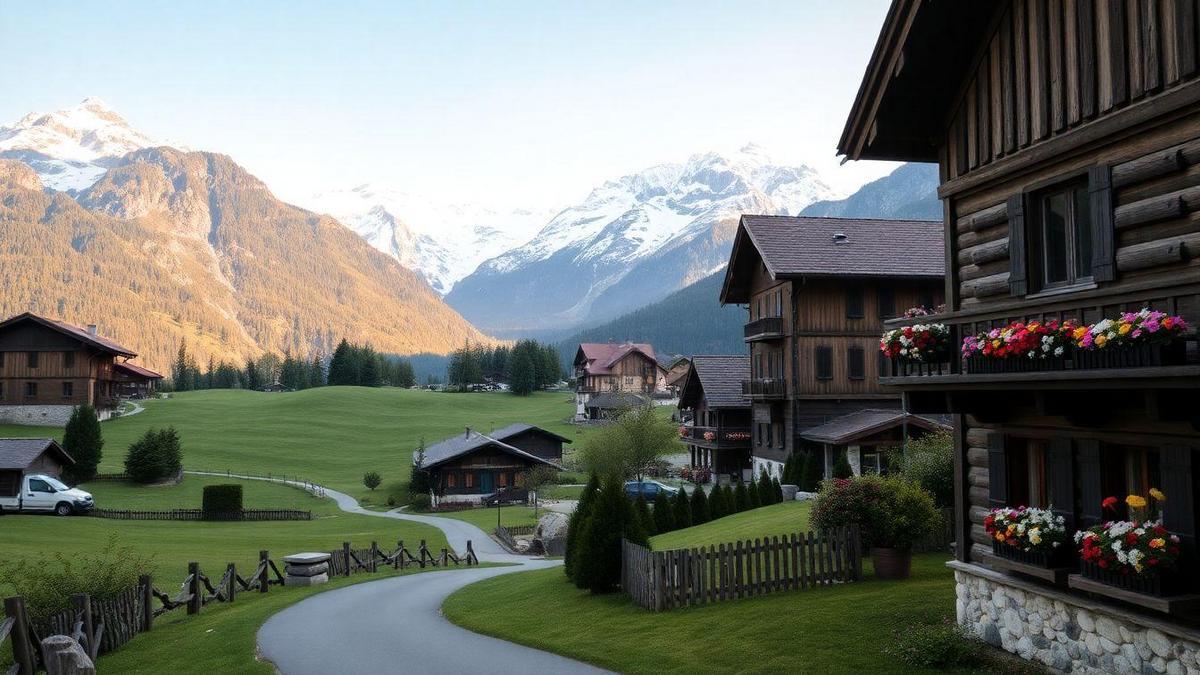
[0,313,156,425]
[662,355,691,398]
[677,355,752,484]
[418,423,569,505]
[842,0,1200,669]
[572,342,665,420]
[718,215,946,479]
[0,438,73,498]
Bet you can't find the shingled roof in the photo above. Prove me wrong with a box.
[679,355,749,409]
[574,342,658,376]
[418,426,564,469]
[0,313,137,357]
[114,362,164,380]
[0,438,74,470]
[720,216,945,304]
[798,410,950,445]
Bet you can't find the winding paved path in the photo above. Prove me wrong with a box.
[185,472,605,673]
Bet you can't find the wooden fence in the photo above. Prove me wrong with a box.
[2,537,479,673]
[621,527,862,611]
[90,508,312,521]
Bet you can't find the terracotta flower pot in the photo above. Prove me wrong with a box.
[872,547,912,580]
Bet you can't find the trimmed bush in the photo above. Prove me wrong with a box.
[651,490,674,533]
[689,486,709,525]
[0,537,151,622]
[671,487,692,529]
[748,475,762,509]
[884,621,981,669]
[202,484,243,516]
[900,431,954,508]
[123,427,183,484]
[574,477,646,593]
[770,476,783,504]
[734,480,751,512]
[62,405,103,484]
[408,492,431,511]
[564,473,601,582]
[708,484,727,520]
[832,449,854,479]
[811,475,939,550]
[798,450,822,491]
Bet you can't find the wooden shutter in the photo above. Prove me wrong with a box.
[1046,438,1075,528]
[1160,446,1196,559]
[1088,165,1116,282]
[845,287,864,319]
[1076,439,1103,528]
[1007,194,1028,296]
[877,287,895,319]
[815,346,833,380]
[987,432,1008,507]
[847,346,865,380]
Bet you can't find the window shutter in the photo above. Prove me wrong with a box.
[1007,194,1028,296]
[987,432,1008,507]
[847,346,865,380]
[1046,438,1075,528]
[877,287,895,319]
[815,346,832,380]
[845,287,864,319]
[1160,446,1195,558]
[1088,165,1116,282]
[1076,439,1103,528]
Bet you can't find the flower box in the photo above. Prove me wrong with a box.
[966,356,1068,374]
[888,358,953,377]
[1079,562,1184,598]
[992,540,1072,568]
[1071,341,1186,370]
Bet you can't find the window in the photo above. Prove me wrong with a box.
[24,382,37,398]
[847,346,865,380]
[447,473,457,488]
[62,382,74,398]
[845,287,864,319]
[1101,445,1160,519]
[815,346,833,380]
[464,472,475,488]
[1033,181,1094,290]
[775,289,784,317]
[861,451,883,475]
[28,478,52,493]
[1007,439,1048,508]
[64,351,75,369]
[27,351,38,368]
[0,351,5,368]
[498,472,508,488]
[877,287,895,319]
[919,288,936,312]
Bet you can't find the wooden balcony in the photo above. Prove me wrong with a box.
[744,317,785,342]
[679,425,752,449]
[741,378,786,400]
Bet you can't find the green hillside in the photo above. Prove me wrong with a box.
[649,501,812,551]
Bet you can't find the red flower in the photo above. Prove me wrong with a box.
[1125,532,1139,545]
[1148,558,1159,566]
[1101,496,1118,511]
[1098,559,1108,568]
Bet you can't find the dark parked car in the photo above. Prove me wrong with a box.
[623,480,680,501]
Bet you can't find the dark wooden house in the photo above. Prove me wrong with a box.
[573,342,664,420]
[0,438,74,498]
[113,362,164,399]
[677,355,753,484]
[419,424,569,505]
[841,0,1200,666]
[0,313,150,425]
[719,216,946,478]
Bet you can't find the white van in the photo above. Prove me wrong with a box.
[0,473,94,516]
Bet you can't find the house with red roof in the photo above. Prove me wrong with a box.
[572,342,666,420]
[0,313,158,425]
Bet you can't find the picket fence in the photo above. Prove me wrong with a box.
[621,526,862,611]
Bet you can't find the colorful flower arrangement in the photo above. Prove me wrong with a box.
[1075,491,1180,576]
[879,323,951,362]
[678,426,690,438]
[678,464,712,485]
[702,430,716,441]
[725,430,751,441]
[984,506,1068,553]
[902,304,946,318]
[961,319,1079,360]
[1069,309,1189,350]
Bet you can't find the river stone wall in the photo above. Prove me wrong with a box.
[953,564,1200,674]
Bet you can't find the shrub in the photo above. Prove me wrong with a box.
[634,495,655,536]
[734,480,751,512]
[123,427,183,484]
[672,487,692,529]
[831,450,854,479]
[770,476,783,504]
[811,475,939,550]
[651,490,674,533]
[0,536,152,622]
[748,475,762,508]
[574,477,646,593]
[408,492,431,511]
[901,430,955,508]
[386,495,397,507]
[689,486,709,525]
[201,484,243,516]
[798,451,822,491]
[708,484,727,520]
[565,474,601,582]
[363,471,382,491]
[62,405,103,484]
[884,620,981,669]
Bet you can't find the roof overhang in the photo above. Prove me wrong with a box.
[800,413,949,445]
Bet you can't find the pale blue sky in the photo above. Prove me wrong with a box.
[0,1,898,207]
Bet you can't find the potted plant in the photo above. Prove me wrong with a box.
[879,322,951,376]
[811,475,939,580]
[1070,309,1188,369]
[985,506,1070,567]
[1074,490,1182,597]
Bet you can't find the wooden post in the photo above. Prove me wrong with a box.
[258,551,270,593]
[39,635,95,675]
[370,541,378,573]
[71,593,94,657]
[418,540,427,568]
[395,540,404,570]
[342,542,352,576]
[440,548,448,566]
[226,563,236,603]
[6,596,36,674]
[465,541,475,565]
[138,575,153,632]
[187,563,201,615]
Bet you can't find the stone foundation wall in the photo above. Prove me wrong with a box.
[0,405,75,427]
[954,563,1200,674]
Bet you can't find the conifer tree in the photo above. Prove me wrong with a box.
[565,473,601,582]
[832,449,854,479]
[672,486,692,529]
[327,339,352,385]
[574,477,645,593]
[771,476,784,504]
[634,495,656,536]
[652,490,674,533]
[799,450,822,491]
[689,486,710,525]
[748,474,762,509]
[62,405,103,483]
[724,484,737,513]
[707,483,726,520]
[758,468,775,505]
[734,480,751,512]
[308,355,326,387]
[244,358,262,390]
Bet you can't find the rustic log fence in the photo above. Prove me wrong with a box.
[186,469,327,498]
[2,538,479,673]
[90,508,312,521]
[621,526,862,611]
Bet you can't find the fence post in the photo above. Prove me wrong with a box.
[440,548,448,566]
[418,540,427,568]
[71,593,94,657]
[187,563,201,615]
[342,542,352,576]
[138,575,153,632]
[395,540,404,569]
[465,541,475,565]
[226,563,236,603]
[258,551,270,593]
[369,541,378,573]
[5,597,35,674]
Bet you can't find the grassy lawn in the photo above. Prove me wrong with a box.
[539,484,584,500]
[443,554,970,674]
[431,505,543,530]
[649,501,812,551]
[81,473,331,512]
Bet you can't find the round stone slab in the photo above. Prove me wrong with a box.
[283,552,332,565]
[284,572,329,587]
[285,562,330,577]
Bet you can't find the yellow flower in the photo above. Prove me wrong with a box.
[1073,327,1088,339]
[1149,487,1166,502]
[995,532,1005,542]
[1126,494,1148,509]
[1149,538,1165,549]
[1119,323,1132,335]
[1096,334,1108,346]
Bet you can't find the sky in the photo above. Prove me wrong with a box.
[0,1,900,209]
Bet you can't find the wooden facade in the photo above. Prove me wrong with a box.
[677,356,753,483]
[421,424,567,504]
[573,342,665,421]
[842,0,1200,631]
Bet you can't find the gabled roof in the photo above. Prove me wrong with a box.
[798,409,950,445]
[114,362,164,380]
[418,427,562,470]
[488,423,572,445]
[574,342,658,376]
[0,438,74,470]
[679,355,749,410]
[0,313,137,357]
[720,215,944,304]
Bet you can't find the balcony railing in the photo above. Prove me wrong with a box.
[744,317,785,342]
[679,425,752,448]
[741,378,786,399]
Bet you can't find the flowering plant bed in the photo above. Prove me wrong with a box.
[961,319,1077,362]
[1075,503,1180,594]
[879,323,950,363]
[1069,309,1188,351]
[678,464,712,485]
[1078,561,1184,597]
[984,506,1069,564]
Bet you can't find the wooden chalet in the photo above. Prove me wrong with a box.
[419,423,568,505]
[0,438,73,497]
[113,362,164,399]
[842,0,1200,665]
[719,216,946,478]
[677,355,753,484]
[0,313,151,425]
[573,342,665,420]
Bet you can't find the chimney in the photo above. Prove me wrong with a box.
[87,324,98,336]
